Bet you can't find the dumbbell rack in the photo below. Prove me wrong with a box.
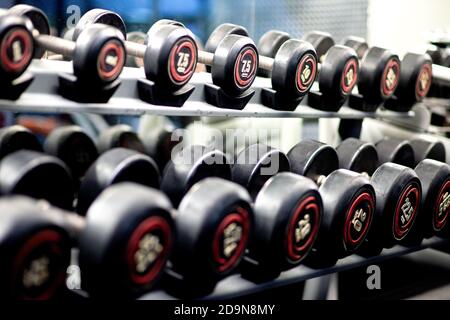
[140,237,449,300]
[5,59,450,300]
[0,59,415,119]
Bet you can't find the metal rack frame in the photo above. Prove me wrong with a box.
[139,238,449,300]
[1,60,414,119]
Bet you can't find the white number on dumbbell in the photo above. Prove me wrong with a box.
[352,208,367,232]
[295,214,311,242]
[177,52,190,73]
[134,233,163,273]
[23,256,50,288]
[439,192,450,217]
[301,65,311,83]
[12,40,23,62]
[241,59,252,76]
[223,222,242,258]
[105,54,118,68]
[400,197,413,225]
[386,67,397,89]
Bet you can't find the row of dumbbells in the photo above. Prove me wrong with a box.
[0,122,449,299]
[0,5,433,112]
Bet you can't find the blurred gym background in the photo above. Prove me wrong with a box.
[0,0,448,54]
[0,0,448,145]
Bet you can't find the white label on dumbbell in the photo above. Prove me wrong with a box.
[400,197,413,225]
[241,59,252,78]
[134,233,163,273]
[177,52,190,73]
[419,70,430,92]
[223,223,242,258]
[295,214,311,242]
[301,65,311,84]
[352,208,367,232]
[105,54,118,68]
[12,40,23,62]
[23,256,50,288]
[386,68,397,90]
[439,192,450,217]
[345,68,355,87]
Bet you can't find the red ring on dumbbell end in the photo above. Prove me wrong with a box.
[433,179,450,231]
[415,63,432,100]
[340,58,358,95]
[233,46,258,89]
[97,40,125,82]
[381,58,400,98]
[12,230,66,300]
[212,207,250,274]
[0,28,33,73]
[296,53,317,93]
[168,37,197,85]
[126,216,172,286]
[393,183,420,240]
[285,196,320,262]
[343,192,374,251]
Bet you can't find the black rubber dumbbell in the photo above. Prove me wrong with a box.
[301,32,359,111]
[211,24,318,111]
[97,123,181,173]
[9,5,126,102]
[231,144,322,280]
[339,36,403,111]
[161,20,259,101]
[140,121,184,172]
[287,140,376,267]
[73,9,196,98]
[76,147,160,215]
[96,139,250,295]
[0,182,175,299]
[0,10,34,79]
[96,124,146,154]
[164,177,253,296]
[160,144,231,206]
[44,125,98,184]
[337,138,422,256]
[376,138,450,242]
[0,149,74,209]
[382,53,433,112]
[0,125,42,159]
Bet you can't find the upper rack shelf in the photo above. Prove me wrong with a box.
[0,60,415,119]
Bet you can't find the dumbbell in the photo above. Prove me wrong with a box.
[86,141,253,295]
[44,125,99,184]
[160,144,231,206]
[97,123,180,171]
[0,147,74,209]
[286,140,375,266]
[0,9,35,83]
[165,177,253,296]
[259,30,358,111]
[9,5,126,89]
[337,138,422,256]
[306,31,401,112]
[73,10,197,93]
[96,124,146,154]
[343,36,433,112]
[209,24,318,111]
[344,37,432,112]
[231,144,322,279]
[0,125,42,159]
[0,182,175,299]
[375,138,450,242]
